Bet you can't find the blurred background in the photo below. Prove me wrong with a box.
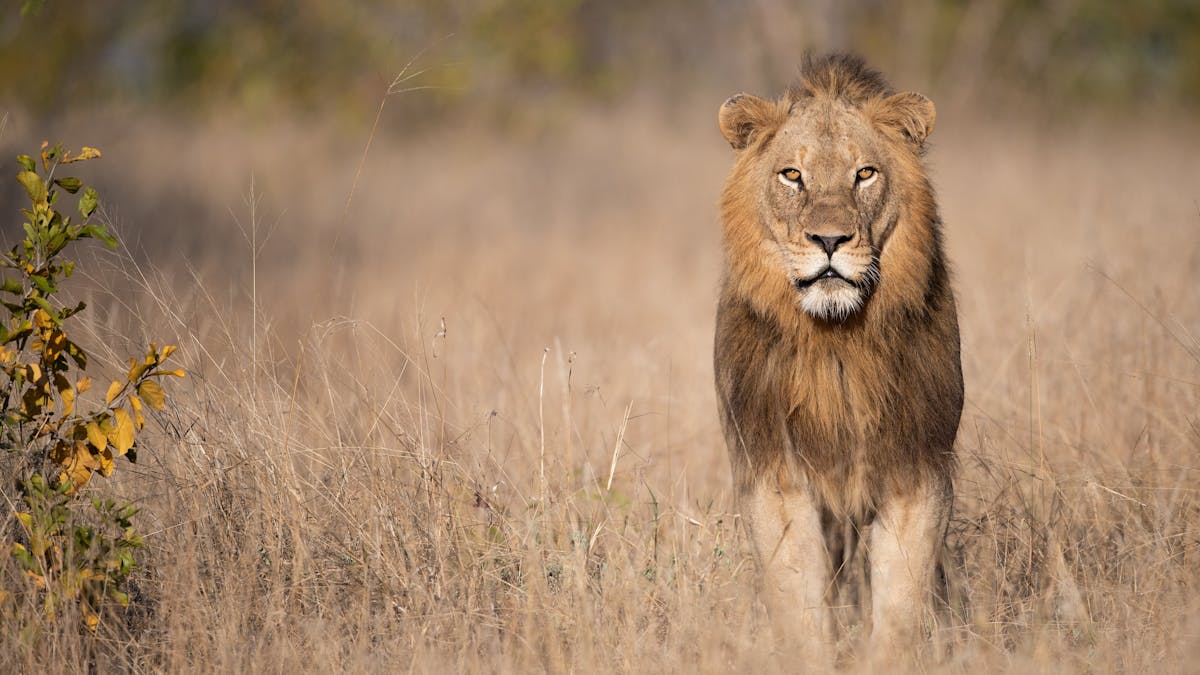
[5,1,1200,123]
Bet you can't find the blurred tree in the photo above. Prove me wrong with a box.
[1,0,1197,122]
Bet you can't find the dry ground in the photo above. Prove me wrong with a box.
[1,101,1199,672]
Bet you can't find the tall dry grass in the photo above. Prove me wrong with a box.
[1,102,1198,672]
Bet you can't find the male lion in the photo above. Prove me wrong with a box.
[714,54,962,666]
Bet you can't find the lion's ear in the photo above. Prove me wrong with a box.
[876,92,936,148]
[719,94,782,150]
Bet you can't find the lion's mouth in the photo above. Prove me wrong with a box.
[794,267,850,290]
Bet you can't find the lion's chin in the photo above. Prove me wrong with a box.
[798,280,865,322]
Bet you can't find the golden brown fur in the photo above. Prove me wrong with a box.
[713,54,963,661]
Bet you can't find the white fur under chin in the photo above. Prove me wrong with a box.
[799,282,864,321]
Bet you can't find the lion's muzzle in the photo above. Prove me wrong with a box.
[794,266,850,290]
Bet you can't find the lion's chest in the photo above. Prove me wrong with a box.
[776,341,908,507]
[783,343,890,440]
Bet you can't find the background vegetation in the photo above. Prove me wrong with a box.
[1,1,1198,672]
[5,0,1200,122]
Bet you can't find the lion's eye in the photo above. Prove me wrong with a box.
[778,168,803,188]
[856,166,877,182]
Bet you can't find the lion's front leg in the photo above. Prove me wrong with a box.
[867,477,951,660]
[744,481,832,669]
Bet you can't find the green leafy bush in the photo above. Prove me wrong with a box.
[1,143,183,629]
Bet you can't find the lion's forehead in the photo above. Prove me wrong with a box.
[770,104,882,177]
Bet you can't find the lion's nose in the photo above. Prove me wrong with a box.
[807,232,852,255]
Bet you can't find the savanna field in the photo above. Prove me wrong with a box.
[1,95,1198,672]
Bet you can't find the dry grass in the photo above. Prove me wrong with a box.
[1,102,1198,672]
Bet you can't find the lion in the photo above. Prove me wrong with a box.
[713,54,962,667]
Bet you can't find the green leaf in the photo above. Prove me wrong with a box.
[5,325,32,345]
[29,274,53,295]
[54,177,82,193]
[20,0,46,18]
[0,278,22,295]
[29,295,53,311]
[80,224,117,249]
[16,155,35,172]
[48,232,67,255]
[17,171,46,204]
[59,300,85,321]
[79,187,98,219]
[43,143,62,166]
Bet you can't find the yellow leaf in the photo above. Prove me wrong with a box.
[127,357,149,383]
[81,443,101,469]
[59,459,93,495]
[76,439,100,466]
[84,612,99,631]
[45,330,66,357]
[96,448,114,477]
[105,380,122,405]
[55,374,75,415]
[77,376,92,393]
[33,309,52,329]
[49,439,73,466]
[110,408,135,456]
[160,345,177,360]
[165,369,186,378]
[137,380,165,410]
[86,420,107,451]
[54,441,100,486]
[21,388,44,418]
[129,394,142,411]
[62,146,101,164]
[14,511,32,533]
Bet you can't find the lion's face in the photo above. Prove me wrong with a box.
[719,88,935,323]
[759,101,893,321]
